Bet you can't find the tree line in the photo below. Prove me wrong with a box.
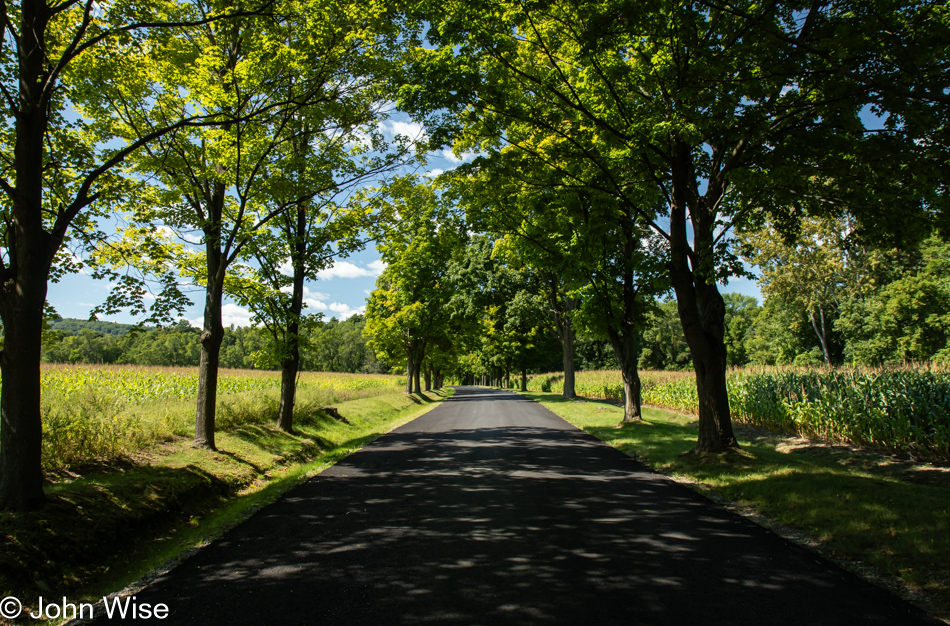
[42,317,386,373]
[362,1,949,457]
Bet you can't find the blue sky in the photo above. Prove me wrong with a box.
[47,117,763,327]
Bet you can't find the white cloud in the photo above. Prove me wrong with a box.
[186,303,255,328]
[158,225,203,245]
[424,168,445,179]
[328,302,366,319]
[302,286,330,300]
[439,149,476,164]
[222,303,255,327]
[316,259,386,280]
[277,259,293,277]
[380,120,427,141]
[302,292,366,320]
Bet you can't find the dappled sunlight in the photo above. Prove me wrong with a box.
[97,387,939,625]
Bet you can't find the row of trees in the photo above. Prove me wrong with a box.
[368,0,949,458]
[0,0,424,509]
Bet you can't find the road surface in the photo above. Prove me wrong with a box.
[86,386,940,625]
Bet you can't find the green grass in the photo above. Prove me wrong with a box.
[523,391,950,622]
[1,386,450,623]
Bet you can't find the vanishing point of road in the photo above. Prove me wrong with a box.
[89,386,941,625]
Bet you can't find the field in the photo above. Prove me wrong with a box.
[527,366,950,458]
[24,364,405,470]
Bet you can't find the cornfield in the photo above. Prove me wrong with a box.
[526,369,692,401]
[0,365,406,470]
[528,366,950,457]
[35,364,403,404]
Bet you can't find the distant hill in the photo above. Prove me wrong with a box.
[49,318,153,336]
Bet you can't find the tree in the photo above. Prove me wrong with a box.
[226,121,405,432]
[567,193,668,423]
[722,293,759,368]
[118,0,399,449]
[450,171,585,399]
[364,179,464,394]
[836,234,950,364]
[449,235,556,392]
[740,216,850,366]
[0,0,270,510]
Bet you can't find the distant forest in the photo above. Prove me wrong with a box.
[42,316,391,373]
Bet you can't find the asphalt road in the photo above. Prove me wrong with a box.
[86,386,940,625]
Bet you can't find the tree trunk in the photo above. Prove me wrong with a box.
[414,364,422,394]
[809,306,833,366]
[195,239,226,451]
[277,355,298,432]
[609,332,643,423]
[424,366,432,391]
[545,272,577,399]
[504,360,510,389]
[561,323,576,398]
[0,6,56,510]
[0,267,48,511]
[277,221,306,432]
[620,361,642,423]
[405,345,415,394]
[520,367,528,392]
[669,141,737,453]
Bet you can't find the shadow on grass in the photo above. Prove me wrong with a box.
[1,464,232,602]
[229,424,331,458]
[405,390,447,405]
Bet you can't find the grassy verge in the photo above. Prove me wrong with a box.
[523,390,950,622]
[1,387,451,622]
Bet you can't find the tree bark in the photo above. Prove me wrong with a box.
[424,366,432,391]
[809,306,833,366]
[405,341,415,394]
[668,141,737,453]
[607,330,643,423]
[195,219,227,450]
[0,266,49,511]
[0,5,59,509]
[277,209,307,433]
[560,323,576,398]
[544,272,577,399]
[520,367,528,392]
